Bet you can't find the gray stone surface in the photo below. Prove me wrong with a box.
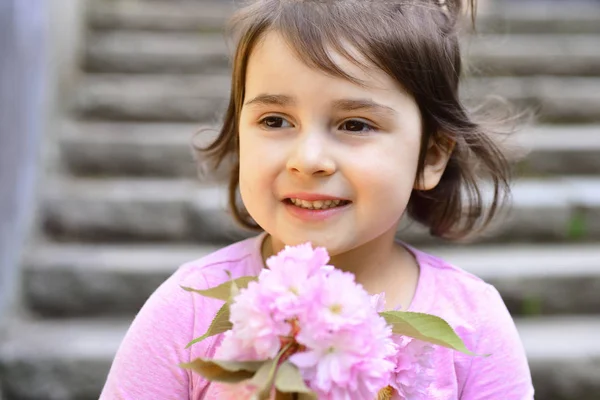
[2,316,599,400]
[42,178,256,243]
[40,177,600,244]
[75,74,600,123]
[59,120,232,180]
[516,317,600,400]
[59,120,235,181]
[464,34,600,77]
[59,121,600,178]
[21,242,600,317]
[86,32,231,74]
[463,77,600,123]
[516,125,600,176]
[0,318,130,400]
[43,178,190,241]
[22,243,216,316]
[74,74,230,122]
[89,0,234,32]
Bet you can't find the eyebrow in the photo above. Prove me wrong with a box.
[332,99,398,117]
[244,94,295,107]
[244,94,398,117]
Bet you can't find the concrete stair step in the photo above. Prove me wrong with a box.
[74,73,230,122]
[463,34,600,76]
[0,317,131,400]
[85,32,230,74]
[481,2,600,34]
[22,242,600,317]
[88,0,600,34]
[22,243,214,317]
[41,177,600,244]
[74,74,600,123]
[85,31,600,76]
[59,121,600,178]
[515,124,600,176]
[59,121,224,179]
[88,0,234,33]
[1,316,599,399]
[41,178,254,244]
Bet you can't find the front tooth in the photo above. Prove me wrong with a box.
[313,200,323,209]
[301,200,312,208]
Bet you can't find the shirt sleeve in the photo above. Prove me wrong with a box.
[460,284,535,399]
[99,266,198,400]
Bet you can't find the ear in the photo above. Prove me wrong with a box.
[414,135,455,191]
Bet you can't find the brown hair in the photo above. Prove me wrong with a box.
[198,0,514,241]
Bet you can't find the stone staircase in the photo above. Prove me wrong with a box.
[2,1,600,399]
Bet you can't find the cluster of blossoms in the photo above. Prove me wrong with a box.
[214,243,434,399]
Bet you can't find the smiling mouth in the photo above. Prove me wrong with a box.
[284,198,352,210]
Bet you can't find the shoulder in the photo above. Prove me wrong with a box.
[409,247,533,397]
[412,246,496,309]
[409,246,516,347]
[127,233,265,344]
[174,233,266,290]
[100,236,266,398]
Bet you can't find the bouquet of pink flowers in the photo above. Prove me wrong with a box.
[181,243,475,399]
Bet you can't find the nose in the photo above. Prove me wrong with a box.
[286,130,336,177]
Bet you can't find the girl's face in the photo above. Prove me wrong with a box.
[239,31,445,256]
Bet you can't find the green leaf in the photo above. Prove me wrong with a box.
[380,311,478,355]
[275,361,316,397]
[230,274,241,299]
[179,358,263,383]
[251,342,294,399]
[521,295,543,316]
[185,302,232,348]
[251,359,278,400]
[181,276,257,301]
[567,210,587,240]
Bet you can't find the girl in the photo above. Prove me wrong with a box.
[101,0,534,398]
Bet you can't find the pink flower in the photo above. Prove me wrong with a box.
[217,243,330,361]
[223,281,291,361]
[388,336,435,400]
[299,269,374,330]
[259,244,331,320]
[371,292,387,313]
[289,269,396,400]
[212,242,436,400]
[265,242,330,277]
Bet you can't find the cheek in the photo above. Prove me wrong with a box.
[352,137,421,210]
[238,130,259,206]
[238,129,280,208]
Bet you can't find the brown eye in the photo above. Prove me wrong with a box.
[340,119,375,133]
[260,116,291,129]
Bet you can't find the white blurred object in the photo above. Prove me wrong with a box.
[0,0,47,320]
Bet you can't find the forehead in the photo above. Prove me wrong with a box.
[244,30,406,100]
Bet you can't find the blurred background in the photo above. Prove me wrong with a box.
[1,0,600,399]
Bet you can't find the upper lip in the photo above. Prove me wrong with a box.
[283,193,350,202]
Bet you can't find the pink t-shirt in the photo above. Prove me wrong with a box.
[100,233,534,399]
